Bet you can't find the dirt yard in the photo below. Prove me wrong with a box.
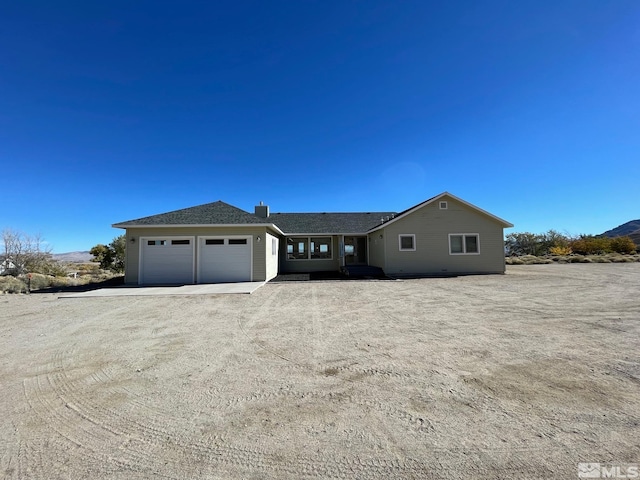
[1,264,639,479]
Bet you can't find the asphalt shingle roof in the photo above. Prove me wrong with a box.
[114,201,397,233]
[270,212,397,234]
[113,201,266,226]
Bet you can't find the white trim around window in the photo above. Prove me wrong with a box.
[448,233,480,255]
[398,234,416,251]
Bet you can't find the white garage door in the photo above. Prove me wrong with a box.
[198,237,252,283]
[140,237,195,285]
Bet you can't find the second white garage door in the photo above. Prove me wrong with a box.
[198,236,252,283]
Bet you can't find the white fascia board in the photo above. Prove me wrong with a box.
[280,232,368,236]
[112,223,285,236]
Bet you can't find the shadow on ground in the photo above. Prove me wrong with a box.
[272,271,392,282]
[30,276,125,294]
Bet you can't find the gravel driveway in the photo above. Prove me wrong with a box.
[1,264,639,479]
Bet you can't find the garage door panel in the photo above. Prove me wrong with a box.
[199,237,251,283]
[141,238,194,285]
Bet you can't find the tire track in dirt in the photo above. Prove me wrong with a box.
[21,344,440,478]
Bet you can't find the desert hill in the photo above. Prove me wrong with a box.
[52,251,93,262]
[602,220,640,246]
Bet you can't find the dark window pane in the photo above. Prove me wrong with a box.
[465,235,478,253]
[400,236,414,250]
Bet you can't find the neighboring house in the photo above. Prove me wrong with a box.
[113,192,513,285]
[0,258,17,275]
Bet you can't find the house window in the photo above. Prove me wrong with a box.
[439,201,448,210]
[287,237,308,260]
[147,240,167,246]
[271,238,277,256]
[449,234,480,254]
[287,237,332,260]
[171,239,190,245]
[205,239,224,245]
[229,238,247,245]
[398,234,416,251]
[310,237,332,259]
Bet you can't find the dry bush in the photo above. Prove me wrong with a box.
[608,254,635,263]
[506,257,525,265]
[506,255,552,265]
[0,276,28,294]
[549,245,572,256]
[567,255,590,263]
[589,256,611,263]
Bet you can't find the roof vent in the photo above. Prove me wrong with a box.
[255,202,269,218]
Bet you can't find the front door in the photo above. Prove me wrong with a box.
[344,236,367,266]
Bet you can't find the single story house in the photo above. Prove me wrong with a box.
[113,192,513,285]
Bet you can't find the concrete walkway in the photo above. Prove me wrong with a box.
[60,282,265,298]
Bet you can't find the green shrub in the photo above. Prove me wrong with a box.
[570,236,612,255]
[610,236,636,254]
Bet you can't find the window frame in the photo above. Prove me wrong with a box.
[439,201,448,210]
[448,233,481,255]
[398,234,416,252]
[286,236,333,261]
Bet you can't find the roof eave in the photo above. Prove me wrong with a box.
[280,231,371,236]
[112,223,285,236]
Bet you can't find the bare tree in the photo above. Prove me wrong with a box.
[1,228,54,275]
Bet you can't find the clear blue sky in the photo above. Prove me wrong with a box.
[1,1,638,253]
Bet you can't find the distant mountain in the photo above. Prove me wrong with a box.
[601,220,640,246]
[52,251,93,263]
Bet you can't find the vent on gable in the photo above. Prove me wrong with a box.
[439,201,448,210]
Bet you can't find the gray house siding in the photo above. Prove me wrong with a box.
[368,233,386,271]
[379,196,506,276]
